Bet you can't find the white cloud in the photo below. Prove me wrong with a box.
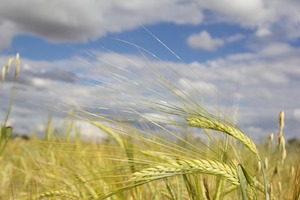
[255,27,272,37]
[0,0,203,49]
[226,34,245,43]
[178,78,217,96]
[259,42,296,57]
[293,109,300,120]
[143,113,172,123]
[197,0,300,40]
[187,32,245,51]
[197,0,276,27]
[187,31,224,51]
[0,0,299,51]
[0,20,17,50]
[1,40,300,139]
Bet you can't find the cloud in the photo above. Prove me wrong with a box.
[178,78,217,96]
[198,0,300,40]
[258,42,296,57]
[198,0,275,27]
[187,32,245,51]
[0,0,203,49]
[1,0,300,51]
[187,31,224,51]
[255,27,272,37]
[293,109,300,121]
[226,34,245,43]
[0,20,18,50]
[1,40,300,140]
[143,113,173,123]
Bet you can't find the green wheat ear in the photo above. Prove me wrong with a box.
[130,157,239,185]
[186,116,259,157]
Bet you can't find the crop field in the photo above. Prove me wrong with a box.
[1,52,299,200]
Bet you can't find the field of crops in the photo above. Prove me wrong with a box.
[1,53,299,200]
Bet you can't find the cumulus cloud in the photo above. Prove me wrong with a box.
[293,109,300,121]
[198,0,275,26]
[187,31,246,51]
[255,27,272,37]
[0,0,203,49]
[0,20,18,50]
[187,31,224,51]
[178,78,217,96]
[1,0,300,51]
[1,41,300,139]
[198,0,300,40]
[226,34,245,43]
[258,42,296,57]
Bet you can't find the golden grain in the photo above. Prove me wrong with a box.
[264,157,269,170]
[268,133,274,149]
[292,166,295,177]
[278,181,282,197]
[278,111,285,132]
[37,190,79,199]
[15,53,20,78]
[1,66,6,81]
[257,161,262,174]
[282,149,287,165]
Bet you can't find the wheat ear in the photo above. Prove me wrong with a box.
[186,117,259,157]
[37,190,79,199]
[130,157,239,186]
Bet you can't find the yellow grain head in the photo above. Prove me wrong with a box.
[268,184,273,198]
[253,176,257,186]
[257,160,262,173]
[282,148,287,165]
[291,166,295,177]
[269,132,274,142]
[268,132,274,149]
[15,53,20,79]
[279,135,286,151]
[278,181,282,196]
[264,157,269,170]
[278,110,285,132]
[7,57,14,72]
[1,66,6,81]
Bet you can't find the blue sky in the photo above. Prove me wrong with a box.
[6,22,250,62]
[1,0,300,141]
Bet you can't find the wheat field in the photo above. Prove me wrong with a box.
[1,50,299,200]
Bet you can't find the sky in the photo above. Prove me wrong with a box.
[1,0,300,141]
